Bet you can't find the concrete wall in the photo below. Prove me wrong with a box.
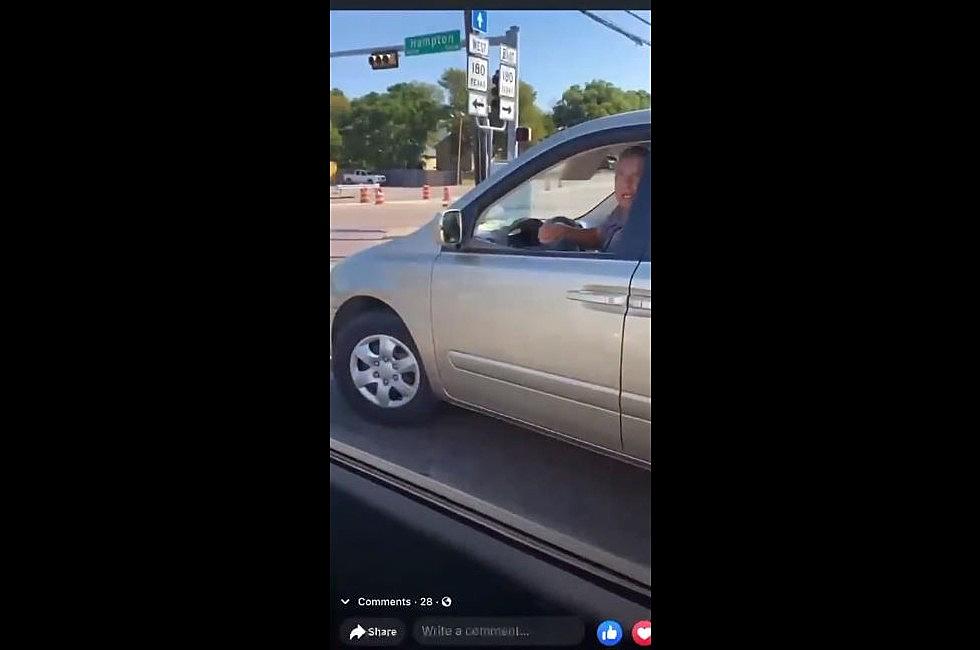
[379,169,458,187]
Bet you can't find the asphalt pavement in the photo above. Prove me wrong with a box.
[329,184,479,256]
[329,374,653,573]
[330,195,449,261]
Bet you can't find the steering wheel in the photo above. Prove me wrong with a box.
[548,216,582,229]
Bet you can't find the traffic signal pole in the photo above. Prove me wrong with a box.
[505,26,519,162]
[464,11,478,183]
[465,9,489,184]
[329,45,405,58]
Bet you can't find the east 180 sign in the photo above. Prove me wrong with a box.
[499,65,516,99]
[404,30,461,56]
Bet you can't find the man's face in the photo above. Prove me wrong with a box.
[614,154,645,213]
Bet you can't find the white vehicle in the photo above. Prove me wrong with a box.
[342,169,386,185]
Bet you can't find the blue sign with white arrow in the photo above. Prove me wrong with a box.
[472,10,488,34]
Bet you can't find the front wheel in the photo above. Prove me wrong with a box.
[333,310,441,425]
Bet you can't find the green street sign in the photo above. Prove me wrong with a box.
[404,30,461,56]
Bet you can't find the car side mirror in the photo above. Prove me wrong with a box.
[439,209,462,247]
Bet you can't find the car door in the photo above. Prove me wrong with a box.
[430,125,650,456]
[622,155,653,462]
[622,253,652,462]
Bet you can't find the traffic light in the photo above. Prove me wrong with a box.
[368,51,399,70]
[489,70,501,126]
[490,71,500,101]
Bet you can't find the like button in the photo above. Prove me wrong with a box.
[597,620,623,646]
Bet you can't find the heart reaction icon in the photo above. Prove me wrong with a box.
[631,620,652,646]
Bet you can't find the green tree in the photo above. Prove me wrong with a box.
[516,80,555,147]
[438,68,468,118]
[551,80,651,129]
[341,82,449,169]
[489,80,556,157]
[330,89,351,163]
[330,88,351,125]
[330,120,343,161]
[438,68,481,175]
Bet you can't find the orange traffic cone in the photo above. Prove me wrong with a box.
[422,184,430,200]
[359,187,369,204]
[375,188,385,205]
[442,186,451,207]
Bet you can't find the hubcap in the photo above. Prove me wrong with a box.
[349,334,420,408]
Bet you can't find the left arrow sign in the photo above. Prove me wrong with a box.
[468,91,488,117]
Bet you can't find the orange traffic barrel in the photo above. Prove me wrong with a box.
[442,186,451,207]
[422,184,430,200]
[359,187,369,203]
[375,187,385,205]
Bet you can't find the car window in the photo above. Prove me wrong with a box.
[472,141,649,252]
[578,192,618,229]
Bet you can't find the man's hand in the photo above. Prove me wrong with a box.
[537,222,569,245]
[537,221,604,250]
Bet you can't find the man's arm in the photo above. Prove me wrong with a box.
[537,223,604,249]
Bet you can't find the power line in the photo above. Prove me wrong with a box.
[625,10,652,27]
[579,10,651,47]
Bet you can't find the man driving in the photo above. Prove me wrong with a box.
[537,145,648,251]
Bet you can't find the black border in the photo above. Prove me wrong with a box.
[25,1,918,648]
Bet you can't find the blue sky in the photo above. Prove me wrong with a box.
[329,10,652,110]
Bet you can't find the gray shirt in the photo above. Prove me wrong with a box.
[597,206,629,251]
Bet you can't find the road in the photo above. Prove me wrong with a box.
[330,200,440,260]
[329,374,652,574]
[330,187,473,262]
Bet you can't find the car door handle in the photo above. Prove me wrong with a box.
[629,296,652,311]
[566,290,627,306]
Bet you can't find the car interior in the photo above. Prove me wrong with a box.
[471,141,650,252]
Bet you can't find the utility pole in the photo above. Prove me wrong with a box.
[505,25,519,163]
[456,113,463,186]
[464,9,484,184]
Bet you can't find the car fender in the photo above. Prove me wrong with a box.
[330,216,447,397]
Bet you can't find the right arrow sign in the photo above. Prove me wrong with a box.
[498,98,515,121]
[468,91,488,117]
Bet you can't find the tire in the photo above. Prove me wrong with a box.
[333,309,441,425]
